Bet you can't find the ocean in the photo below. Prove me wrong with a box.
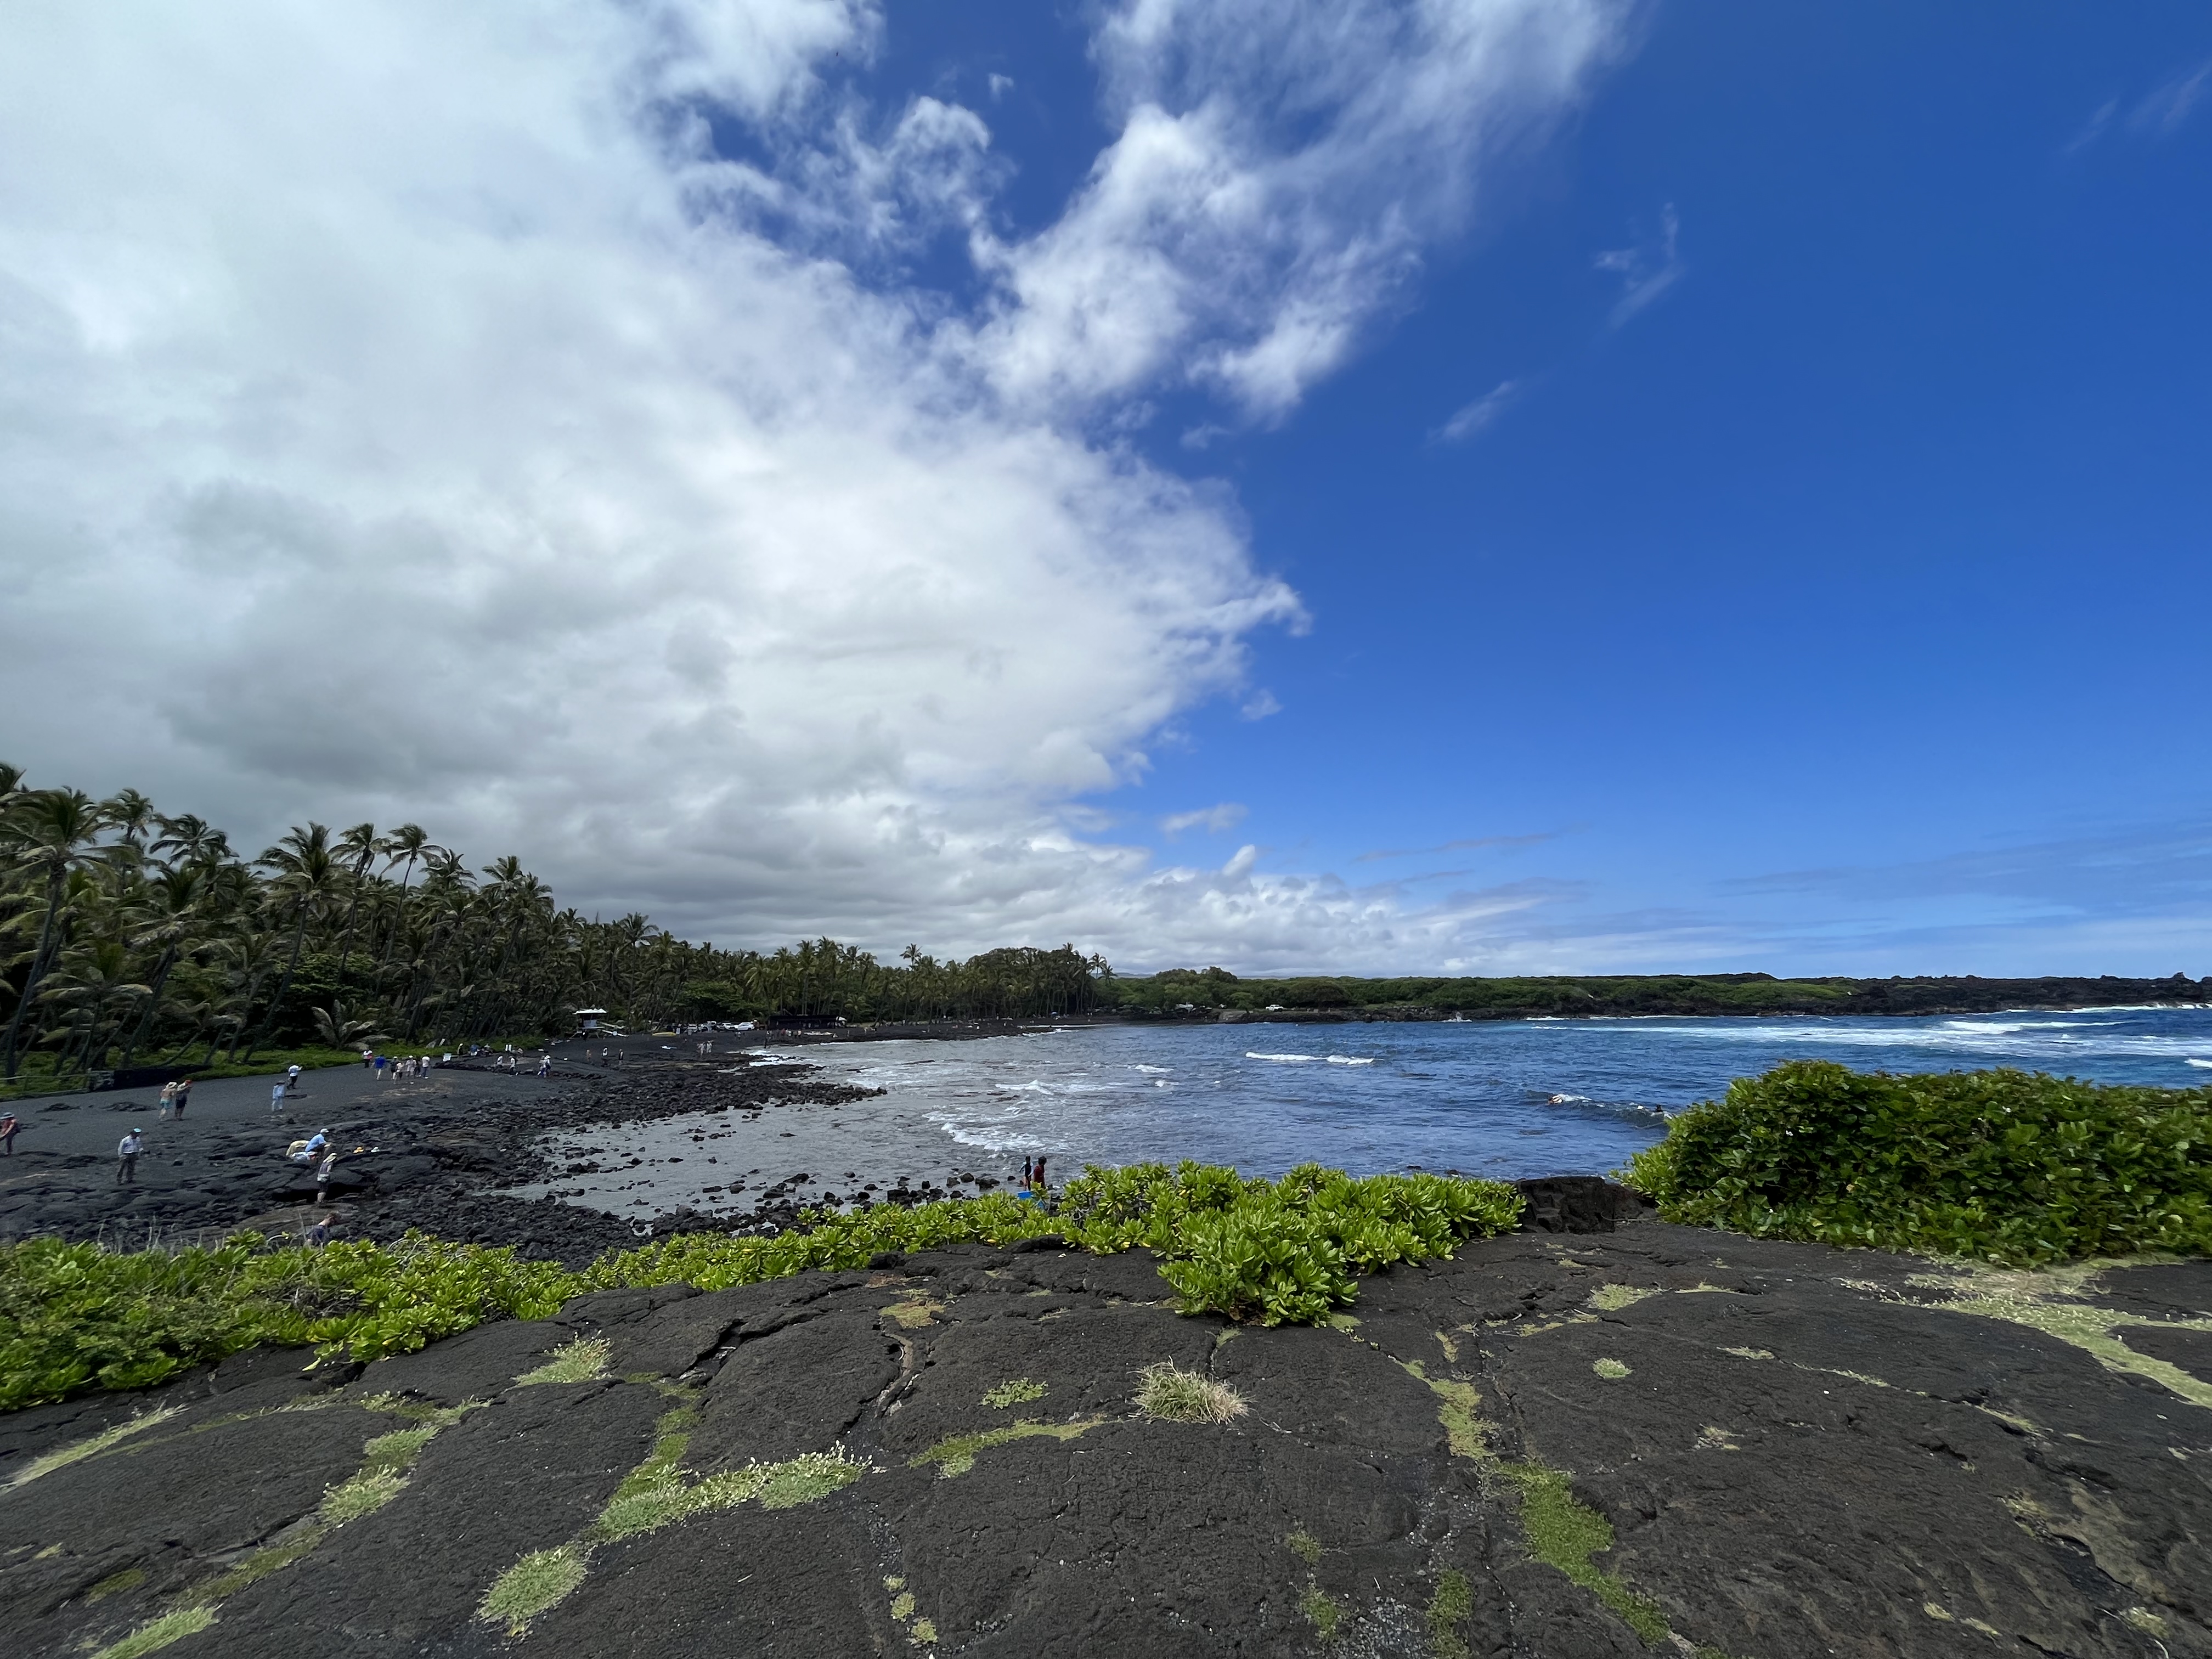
[509,1003,2212,1220]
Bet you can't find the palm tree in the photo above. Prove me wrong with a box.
[1,788,113,1079]
[329,822,384,992]
[242,822,342,1058]
[374,824,435,967]
[312,1001,391,1049]
[34,939,151,1075]
[151,814,232,867]
[116,863,208,1070]
[103,789,158,851]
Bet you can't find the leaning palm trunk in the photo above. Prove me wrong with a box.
[0,866,67,1079]
[242,909,312,1062]
[116,945,180,1071]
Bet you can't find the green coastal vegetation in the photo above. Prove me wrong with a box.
[8,765,2203,1098]
[1626,1060,2212,1265]
[0,1162,1523,1411]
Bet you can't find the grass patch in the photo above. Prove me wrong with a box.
[515,1336,612,1385]
[1427,1568,1474,1659]
[912,1418,1099,1477]
[1592,1358,1632,1380]
[1588,1285,1654,1312]
[89,1606,216,1659]
[981,1377,1047,1408]
[1497,1462,1670,1645]
[190,1532,326,1602]
[757,1447,868,1509]
[318,1466,408,1523]
[8,1404,181,1486]
[478,1544,589,1633]
[87,1566,146,1602]
[1624,1060,2212,1265]
[1402,1361,1486,1459]
[1300,1584,1342,1641]
[879,1296,944,1329]
[1286,1528,1322,1566]
[1135,1362,1246,1424]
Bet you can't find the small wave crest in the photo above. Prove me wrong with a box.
[1325,1055,1376,1066]
[1246,1052,1320,1063]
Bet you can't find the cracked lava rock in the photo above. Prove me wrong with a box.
[3,1222,2209,1657]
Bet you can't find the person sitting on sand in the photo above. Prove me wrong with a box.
[304,1128,330,1158]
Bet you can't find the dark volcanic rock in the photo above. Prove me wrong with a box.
[1513,1175,1654,1234]
[4,1228,2208,1658]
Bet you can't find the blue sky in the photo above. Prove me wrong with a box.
[887,2,2212,974]
[4,2,2208,974]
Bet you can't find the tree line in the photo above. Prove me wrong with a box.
[0,768,1105,1084]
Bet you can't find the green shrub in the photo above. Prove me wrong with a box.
[0,1232,577,1410]
[1623,1061,2212,1265]
[3,1164,1522,1411]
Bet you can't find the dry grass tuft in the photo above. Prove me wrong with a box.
[1135,1362,1247,1425]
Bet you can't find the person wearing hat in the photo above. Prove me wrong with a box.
[116,1127,145,1184]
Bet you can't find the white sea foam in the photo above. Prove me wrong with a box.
[1939,1019,2115,1034]
[1247,1052,1321,1063]
[1325,1056,1376,1065]
[2188,1059,2212,1070]
[1131,1065,1171,1074]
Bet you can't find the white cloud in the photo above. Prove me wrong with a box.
[1161,803,1248,837]
[2130,57,2212,138]
[1433,377,1520,443]
[0,0,1632,972]
[1595,201,1683,326]
[973,0,1630,419]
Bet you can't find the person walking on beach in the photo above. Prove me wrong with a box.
[157,1081,175,1120]
[362,1047,374,1070]
[174,1076,191,1116]
[1032,1154,1047,1192]
[271,1081,288,1115]
[286,1064,303,1095]
[117,1127,144,1183]
[1,1112,18,1156]
[537,1053,551,1078]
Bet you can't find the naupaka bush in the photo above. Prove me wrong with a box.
[1622,1060,2212,1265]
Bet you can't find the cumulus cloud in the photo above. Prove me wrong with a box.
[0,0,1630,970]
[1161,803,1248,838]
[973,0,1630,417]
